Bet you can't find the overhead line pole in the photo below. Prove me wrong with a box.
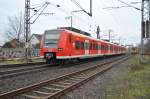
[140,0,144,63]
[140,0,150,63]
[90,0,92,16]
[25,0,30,61]
[24,1,56,62]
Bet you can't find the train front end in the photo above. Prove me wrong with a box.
[40,29,62,64]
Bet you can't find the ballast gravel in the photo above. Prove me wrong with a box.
[0,56,117,94]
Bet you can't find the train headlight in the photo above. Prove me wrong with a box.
[58,48,63,51]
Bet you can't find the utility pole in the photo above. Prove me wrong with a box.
[108,30,111,42]
[96,26,100,39]
[108,29,112,42]
[71,16,73,27]
[25,0,30,61]
[140,0,150,63]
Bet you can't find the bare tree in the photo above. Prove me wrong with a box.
[5,12,24,42]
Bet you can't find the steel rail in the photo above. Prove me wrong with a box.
[0,56,129,99]
[0,56,119,79]
[0,62,44,68]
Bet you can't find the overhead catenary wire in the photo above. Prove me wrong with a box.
[71,0,92,16]
[117,0,142,11]
[30,2,48,20]
[31,2,50,24]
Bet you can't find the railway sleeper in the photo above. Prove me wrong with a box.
[21,91,47,99]
[56,82,71,86]
[50,84,68,88]
[22,94,45,99]
[46,84,66,90]
[61,80,77,83]
[67,77,83,81]
[71,76,86,80]
[43,87,61,92]
[37,87,58,93]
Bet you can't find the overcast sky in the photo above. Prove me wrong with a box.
[0,0,141,46]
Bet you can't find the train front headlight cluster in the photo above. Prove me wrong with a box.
[45,53,53,59]
[58,48,63,51]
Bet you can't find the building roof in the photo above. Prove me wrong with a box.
[2,39,24,48]
[32,34,42,41]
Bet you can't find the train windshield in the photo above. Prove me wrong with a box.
[44,30,61,48]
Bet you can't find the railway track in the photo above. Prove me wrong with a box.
[0,56,129,99]
[0,64,51,79]
[0,55,121,79]
[0,62,44,68]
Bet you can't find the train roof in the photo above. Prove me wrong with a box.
[57,27,91,37]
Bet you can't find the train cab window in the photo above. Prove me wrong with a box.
[81,42,84,50]
[44,30,61,48]
[75,41,80,50]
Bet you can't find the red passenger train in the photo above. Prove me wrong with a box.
[40,27,127,63]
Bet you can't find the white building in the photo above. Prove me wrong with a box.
[30,34,42,48]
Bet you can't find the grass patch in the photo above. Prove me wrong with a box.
[105,55,150,99]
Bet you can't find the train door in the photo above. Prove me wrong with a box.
[98,42,101,55]
[85,40,89,55]
[108,44,111,54]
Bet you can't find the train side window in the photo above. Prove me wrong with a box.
[81,42,84,50]
[101,45,103,50]
[99,45,101,50]
[106,45,108,50]
[98,45,100,50]
[104,46,106,50]
[75,41,80,50]
[90,43,92,50]
[105,45,107,50]
[93,43,95,50]
[110,46,113,50]
[85,42,89,50]
[96,44,98,50]
[93,44,96,50]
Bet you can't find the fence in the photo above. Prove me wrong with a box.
[0,48,40,60]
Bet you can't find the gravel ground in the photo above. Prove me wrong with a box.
[0,56,121,94]
[59,56,132,99]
